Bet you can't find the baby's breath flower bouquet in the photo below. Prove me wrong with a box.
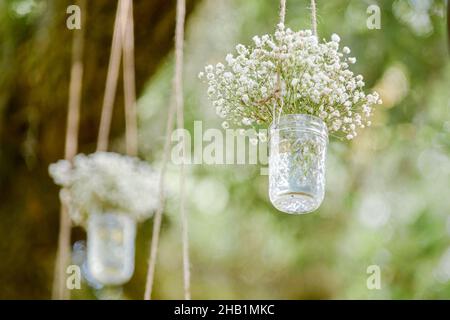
[199,24,382,140]
[200,24,382,214]
[49,152,159,227]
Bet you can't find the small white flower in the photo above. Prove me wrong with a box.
[242,118,252,126]
[205,65,214,73]
[252,35,262,47]
[261,87,267,95]
[216,63,225,73]
[236,44,247,55]
[332,119,342,131]
[207,86,215,95]
[291,78,299,86]
[225,54,234,66]
[223,72,233,80]
[331,33,341,43]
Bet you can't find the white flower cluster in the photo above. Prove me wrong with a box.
[199,24,382,140]
[49,152,159,227]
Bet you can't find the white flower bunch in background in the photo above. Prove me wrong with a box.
[199,24,382,140]
[49,152,159,227]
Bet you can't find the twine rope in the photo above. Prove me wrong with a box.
[52,0,86,300]
[275,0,286,124]
[143,97,177,300]
[97,0,136,156]
[275,0,318,123]
[311,0,318,37]
[122,0,138,156]
[174,0,190,300]
[279,0,286,25]
[96,0,127,152]
[144,0,190,300]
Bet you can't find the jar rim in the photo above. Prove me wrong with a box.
[270,114,328,137]
[89,211,135,224]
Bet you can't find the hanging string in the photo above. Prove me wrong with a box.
[310,0,318,37]
[144,0,190,300]
[174,0,190,300]
[52,0,86,300]
[53,204,72,300]
[96,0,137,156]
[275,0,286,124]
[143,99,177,300]
[121,0,138,156]
[275,0,318,123]
[279,0,286,25]
[97,0,127,152]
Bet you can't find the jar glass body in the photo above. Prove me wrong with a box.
[269,114,328,214]
[87,212,136,286]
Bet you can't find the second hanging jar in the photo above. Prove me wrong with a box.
[269,114,328,214]
[87,212,136,286]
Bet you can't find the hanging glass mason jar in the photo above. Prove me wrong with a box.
[87,212,136,286]
[269,114,328,214]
